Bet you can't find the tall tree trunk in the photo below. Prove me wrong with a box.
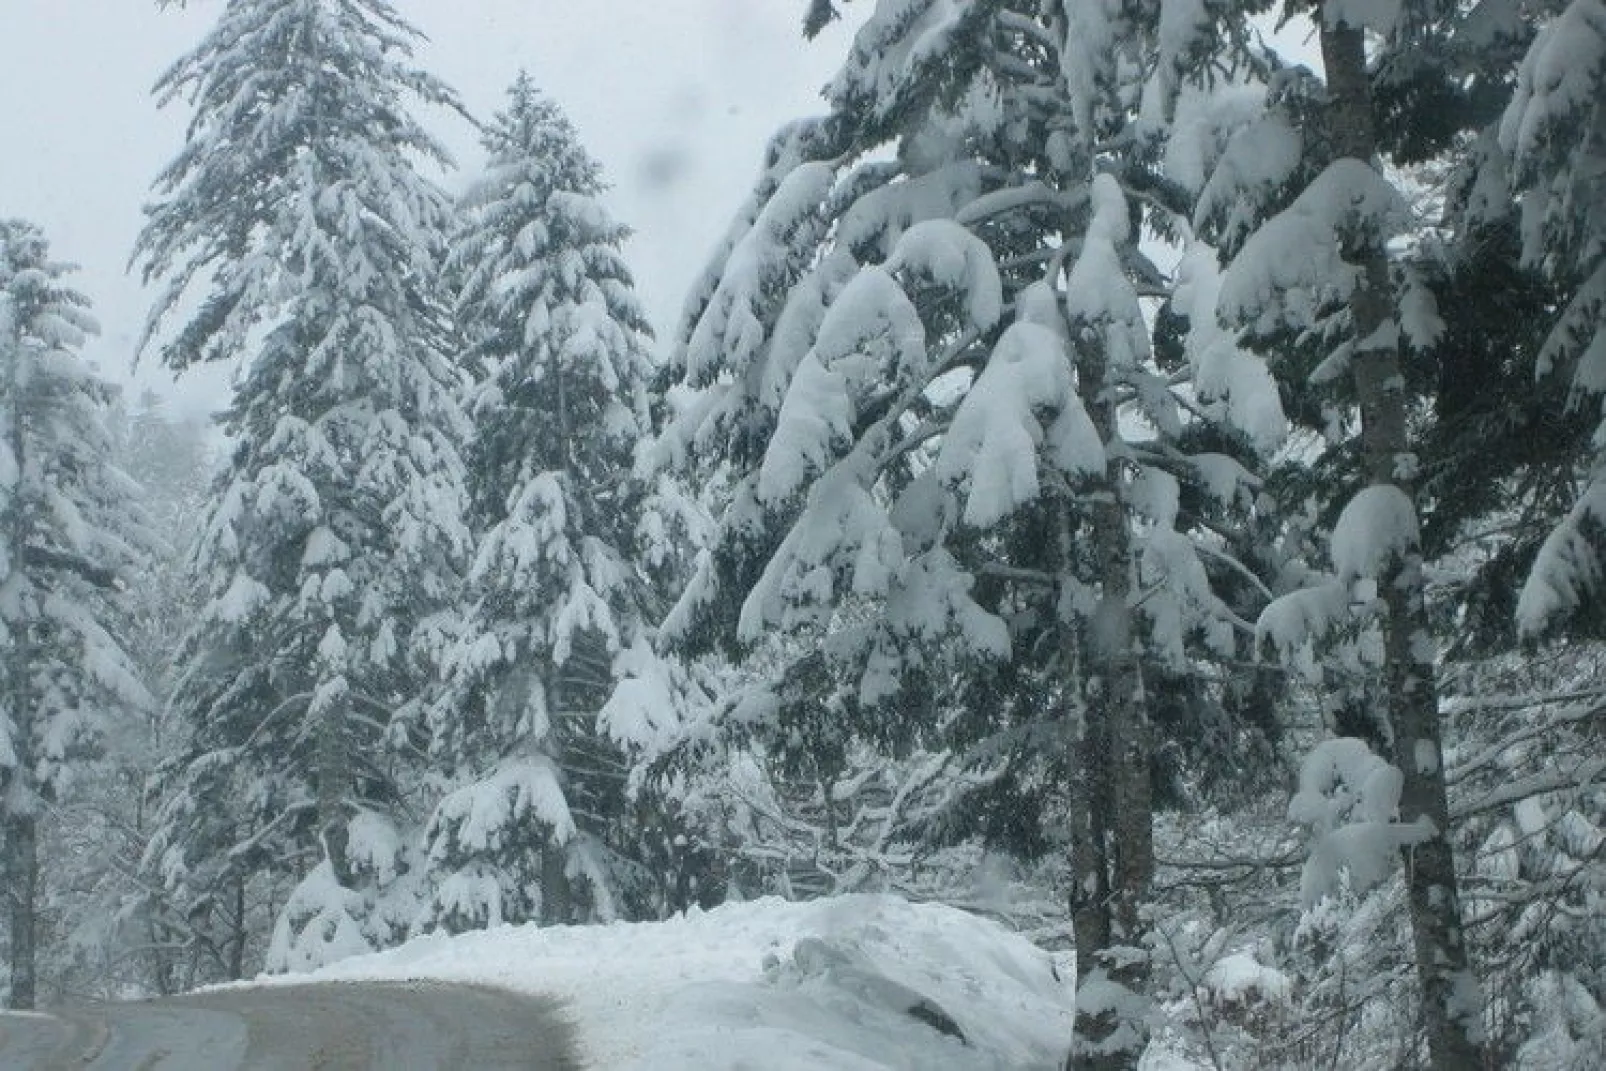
[1320,10,1483,1067]
[1066,329,1152,1071]
[4,328,39,1011]
[1064,501,1113,1057]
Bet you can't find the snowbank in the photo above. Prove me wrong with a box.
[249,893,1076,1069]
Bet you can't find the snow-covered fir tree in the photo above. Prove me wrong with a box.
[0,219,151,1008]
[418,75,661,931]
[39,395,212,1000]
[1206,4,1488,1065]
[1112,2,1606,1063]
[630,4,1287,1066]
[131,0,472,974]
[1,2,1605,1064]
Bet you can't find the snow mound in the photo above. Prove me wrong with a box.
[246,893,1076,1069]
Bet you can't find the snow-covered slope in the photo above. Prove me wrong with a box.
[255,894,1075,1069]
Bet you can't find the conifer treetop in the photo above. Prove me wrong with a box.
[133,0,466,373]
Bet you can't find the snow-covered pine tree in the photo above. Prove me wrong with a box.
[132,0,472,974]
[0,219,151,1009]
[632,4,1284,1066]
[42,396,213,999]
[1207,3,1487,1065]
[418,75,660,931]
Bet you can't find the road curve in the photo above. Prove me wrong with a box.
[0,980,582,1070]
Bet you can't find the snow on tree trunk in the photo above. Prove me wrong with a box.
[1064,490,1153,1071]
[1320,10,1483,1066]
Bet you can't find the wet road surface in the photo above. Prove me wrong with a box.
[0,981,581,1069]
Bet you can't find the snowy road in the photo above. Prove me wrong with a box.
[0,981,580,1069]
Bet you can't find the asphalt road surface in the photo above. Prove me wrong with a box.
[0,981,582,1070]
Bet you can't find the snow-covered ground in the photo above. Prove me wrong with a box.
[253,894,1076,1069]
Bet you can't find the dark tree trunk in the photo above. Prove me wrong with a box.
[1320,9,1483,1068]
[228,870,247,981]
[146,912,177,997]
[4,813,39,1011]
[540,842,572,926]
[1065,501,1114,1060]
[540,683,575,927]
[1066,311,1153,1071]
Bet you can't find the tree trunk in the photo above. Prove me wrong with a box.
[538,679,574,926]
[146,911,176,997]
[540,842,572,926]
[1065,501,1113,1058]
[228,869,247,981]
[4,326,39,1011]
[1320,10,1483,1067]
[1066,325,1152,1071]
[315,697,352,888]
[4,812,39,1010]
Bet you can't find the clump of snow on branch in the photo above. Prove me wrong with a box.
[936,321,1101,527]
[1498,1,1606,178]
[1289,738,1430,906]
[757,267,922,506]
[1165,83,1269,199]
[1330,484,1419,581]
[684,161,837,387]
[1141,0,1211,130]
[1065,175,1150,371]
[1219,160,1409,336]
[1256,582,1349,680]
[267,864,379,974]
[882,218,1003,331]
[426,757,577,862]
[1173,241,1287,453]
[828,0,975,124]
[1203,950,1293,1009]
[1058,0,1122,146]
[835,163,986,261]
[1192,108,1305,252]
[738,461,903,640]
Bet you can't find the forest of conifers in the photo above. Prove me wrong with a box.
[1,1,1603,1068]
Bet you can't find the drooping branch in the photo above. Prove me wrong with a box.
[23,543,121,590]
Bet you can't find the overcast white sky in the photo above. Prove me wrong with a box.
[0,1,865,418]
